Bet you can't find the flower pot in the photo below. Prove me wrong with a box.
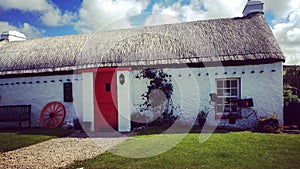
[228,114,236,124]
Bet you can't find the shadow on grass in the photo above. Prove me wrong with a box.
[135,124,246,136]
[0,127,74,137]
[0,127,74,152]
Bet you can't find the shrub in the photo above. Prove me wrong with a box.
[283,89,300,103]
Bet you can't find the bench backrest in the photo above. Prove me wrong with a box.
[0,105,31,121]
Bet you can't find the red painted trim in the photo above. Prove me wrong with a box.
[79,67,131,73]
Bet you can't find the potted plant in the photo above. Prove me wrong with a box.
[228,113,237,124]
[254,115,281,133]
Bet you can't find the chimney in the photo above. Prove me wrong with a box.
[0,31,27,42]
[243,0,264,17]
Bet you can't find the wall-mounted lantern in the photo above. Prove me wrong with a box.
[119,73,125,85]
[209,93,217,102]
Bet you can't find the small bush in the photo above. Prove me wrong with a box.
[283,89,300,103]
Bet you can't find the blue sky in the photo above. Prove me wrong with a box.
[0,0,299,65]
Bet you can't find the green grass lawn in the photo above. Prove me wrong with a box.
[0,128,73,152]
[69,132,300,169]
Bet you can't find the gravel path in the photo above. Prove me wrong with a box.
[0,133,129,169]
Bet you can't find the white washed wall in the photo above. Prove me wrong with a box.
[117,71,131,132]
[81,72,94,131]
[0,62,282,130]
[129,62,283,129]
[0,74,82,127]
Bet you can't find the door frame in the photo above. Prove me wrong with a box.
[81,67,131,131]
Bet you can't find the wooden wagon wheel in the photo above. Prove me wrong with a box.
[40,102,66,128]
[263,125,274,133]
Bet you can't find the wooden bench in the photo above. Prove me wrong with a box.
[0,105,31,128]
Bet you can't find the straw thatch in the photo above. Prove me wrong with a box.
[0,13,284,75]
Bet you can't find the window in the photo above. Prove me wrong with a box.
[63,82,73,102]
[215,78,240,116]
[105,83,111,92]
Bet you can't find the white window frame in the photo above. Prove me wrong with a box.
[215,78,240,117]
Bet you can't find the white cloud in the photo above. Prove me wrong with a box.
[144,13,183,26]
[264,0,299,19]
[266,0,300,65]
[199,0,247,19]
[271,8,300,65]
[0,0,50,11]
[145,0,247,26]
[287,28,300,43]
[0,0,77,27]
[0,21,44,39]
[74,0,149,33]
[0,22,17,32]
[20,23,45,39]
[40,9,77,27]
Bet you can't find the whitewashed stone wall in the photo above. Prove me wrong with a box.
[0,62,283,130]
[129,62,283,129]
[0,74,82,127]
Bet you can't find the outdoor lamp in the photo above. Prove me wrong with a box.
[119,73,125,85]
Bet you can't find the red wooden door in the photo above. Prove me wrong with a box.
[94,70,118,130]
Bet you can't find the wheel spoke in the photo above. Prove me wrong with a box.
[47,106,52,113]
[44,117,50,122]
[46,119,51,127]
[56,116,63,121]
[53,118,58,125]
[50,118,55,128]
[56,109,63,114]
[55,105,61,112]
[42,109,49,115]
[53,104,58,113]
[55,118,60,126]
[43,117,50,121]
[50,104,55,112]
[54,116,59,122]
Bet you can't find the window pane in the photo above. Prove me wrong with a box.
[216,105,224,112]
[217,98,224,104]
[226,81,230,88]
[231,80,237,87]
[217,81,223,88]
[224,89,230,96]
[225,98,231,104]
[217,89,223,96]
[231,89,237,96]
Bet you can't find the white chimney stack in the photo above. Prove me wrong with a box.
[243,0,264,17]
[0,31,27,42]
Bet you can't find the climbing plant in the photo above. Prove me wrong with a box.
[136,68,174,115]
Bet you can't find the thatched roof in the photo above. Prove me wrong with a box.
[0,13,284,75]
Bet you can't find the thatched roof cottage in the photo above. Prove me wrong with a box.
[0,1,284,131]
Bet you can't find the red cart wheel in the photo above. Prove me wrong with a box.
[40,102,66,128]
